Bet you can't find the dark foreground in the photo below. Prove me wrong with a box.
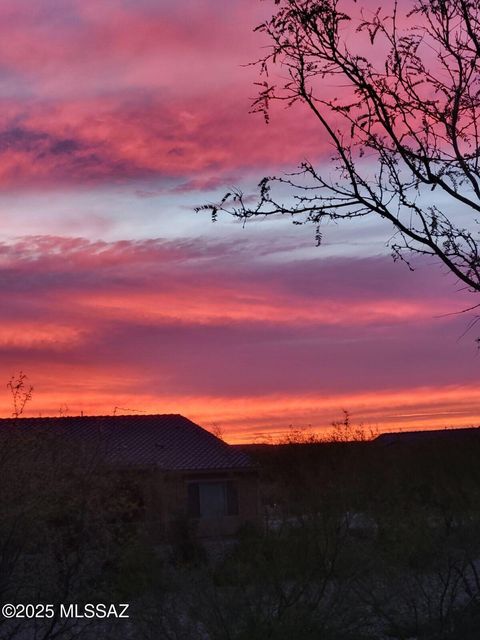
[2,429,480,639]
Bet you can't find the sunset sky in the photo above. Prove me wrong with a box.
[0,0,478,442]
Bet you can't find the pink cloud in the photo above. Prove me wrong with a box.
[0,0,337,190]
[0,91,335,189]
[0,0,265,92]
[0,0,446,196]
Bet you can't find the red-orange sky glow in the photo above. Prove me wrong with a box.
[0,0,478,442]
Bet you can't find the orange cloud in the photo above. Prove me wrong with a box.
[0,323,82,348]
[72,289,453,327]
[0,376,477,444]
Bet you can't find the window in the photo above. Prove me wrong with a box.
[188,481,238,518]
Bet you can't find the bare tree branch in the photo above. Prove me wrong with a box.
[198,0,480,294]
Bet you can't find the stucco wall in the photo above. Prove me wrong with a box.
[143,469,260,539]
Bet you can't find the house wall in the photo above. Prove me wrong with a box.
[143,469,260,539]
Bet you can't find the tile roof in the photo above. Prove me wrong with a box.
[0,414,254,471]
[375,426,480,446]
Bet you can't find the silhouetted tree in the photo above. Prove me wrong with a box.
[0,429,145,640]
[199,0,480,295]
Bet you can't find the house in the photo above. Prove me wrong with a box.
[374,426,480,446]
[0,413,259,538]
